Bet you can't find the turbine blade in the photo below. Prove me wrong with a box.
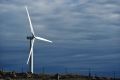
[27,38,35,64]
[25,6,35,36]
[35,36,52,43]
[27,49,32,64]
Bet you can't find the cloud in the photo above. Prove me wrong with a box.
[0,0,120,76]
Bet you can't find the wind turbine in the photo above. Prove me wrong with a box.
[25,6,52,73]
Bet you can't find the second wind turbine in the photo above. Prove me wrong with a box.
[25,6,52,73]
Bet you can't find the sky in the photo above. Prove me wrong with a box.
[0,0,120,77]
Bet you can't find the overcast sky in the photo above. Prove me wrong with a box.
[0,0,120,77]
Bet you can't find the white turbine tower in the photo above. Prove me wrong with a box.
[25,6,52,73]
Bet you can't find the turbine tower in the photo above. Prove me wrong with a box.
[25,6,52,73]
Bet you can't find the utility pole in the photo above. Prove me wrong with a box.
[65,68,68,74]
[42,67,45,75]
[21,66,23,73]
[113,71,116,80]
[88,68,91,80]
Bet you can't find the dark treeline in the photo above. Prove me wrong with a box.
[0,70,120,80]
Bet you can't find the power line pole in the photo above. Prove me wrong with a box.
[88,68,91,80]
[42,67,45,74]
[21,66,23,73]
[65,68,68,74]
[113,71,116,80]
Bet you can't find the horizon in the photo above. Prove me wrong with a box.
[0,0,120,78]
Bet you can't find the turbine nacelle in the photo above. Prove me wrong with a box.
[27,36,34,40]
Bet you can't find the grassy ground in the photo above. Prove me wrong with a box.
[0,78,89,80]
[1,71,120,80]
